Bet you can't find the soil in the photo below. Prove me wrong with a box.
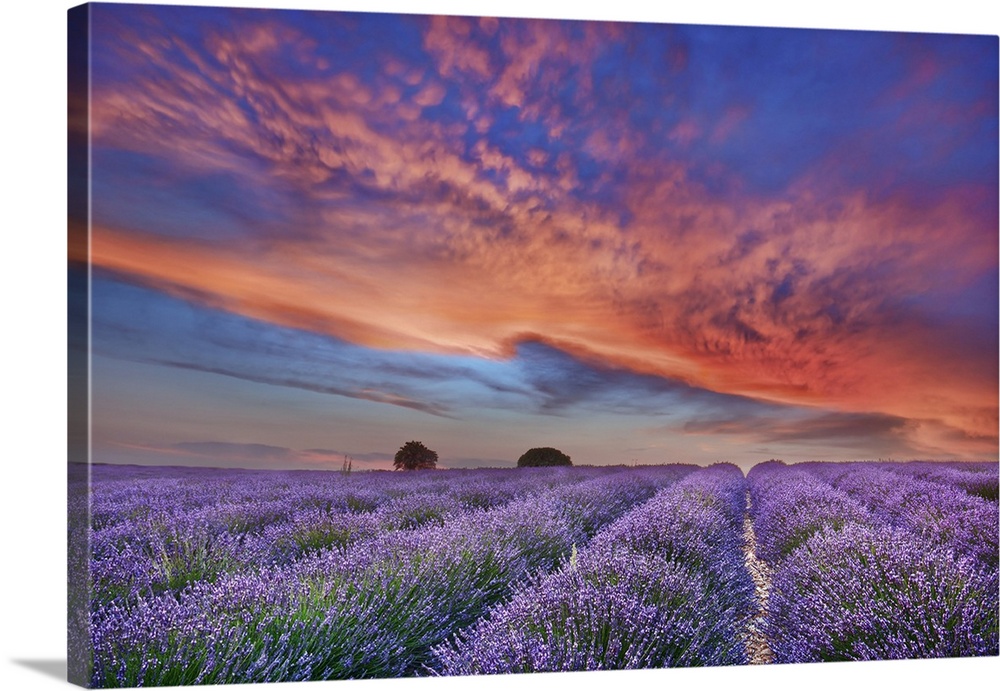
[742,492,775,664]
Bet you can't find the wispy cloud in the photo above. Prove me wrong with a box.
[681,411,915,452]
[109,441,396,470]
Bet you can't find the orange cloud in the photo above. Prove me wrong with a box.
[84,174,998,457]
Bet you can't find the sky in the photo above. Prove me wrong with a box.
[70,2,999,471]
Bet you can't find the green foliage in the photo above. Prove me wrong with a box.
[394,440,438,471]
[344,494,379,513]
[291,525,358,555]
[149,530,232,595]
[517,447,572,468]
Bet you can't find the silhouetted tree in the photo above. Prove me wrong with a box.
[394,441,438,471]
[517,447,572,467]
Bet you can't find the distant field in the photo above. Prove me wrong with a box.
[76,461,998,687]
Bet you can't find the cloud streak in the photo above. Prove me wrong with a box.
[108,441,397,471]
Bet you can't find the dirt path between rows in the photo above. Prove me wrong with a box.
[742,491,774,664]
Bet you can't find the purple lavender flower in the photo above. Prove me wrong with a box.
[824,465,999,570]
[747,462,875,565]
[435,465,753,674]
[89,463,693,686]
[766,522,999,662]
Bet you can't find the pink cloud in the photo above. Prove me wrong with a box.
[710,105,751,144]
[413,81,447,107]
[669,120,701,146]
[423,15,493,81]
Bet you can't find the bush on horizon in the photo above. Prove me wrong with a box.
[517,447,572,468]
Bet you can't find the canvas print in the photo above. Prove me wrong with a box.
[67,2,999,688]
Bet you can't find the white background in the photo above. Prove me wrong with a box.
[2,1,998,690]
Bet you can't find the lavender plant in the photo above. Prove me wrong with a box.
[827,465,999,570]
[747,462,874,565]
[86,459,997,686]
[766,522,999,661]
[89,464,689,685]
[884,461,999,503]
[434,550,729,673]
[435,464,753,673]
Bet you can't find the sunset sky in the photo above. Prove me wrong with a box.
[71,3,998,471]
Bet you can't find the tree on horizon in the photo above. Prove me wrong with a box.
[394,441,438,471]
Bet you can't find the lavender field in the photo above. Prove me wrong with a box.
[80,461,998,687]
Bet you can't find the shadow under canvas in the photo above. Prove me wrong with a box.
[12,658,68,682]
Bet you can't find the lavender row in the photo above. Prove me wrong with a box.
[801,462,998,570]
[767,522,998,661]
[885,461,998,502]
[89,463,608,532]
[747,461,872,566]
[749,461,998,662]
[90,466,690,686]
[89,464,667,604]
[433,464,754,673]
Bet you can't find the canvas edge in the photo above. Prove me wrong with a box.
[68,3,93,687]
